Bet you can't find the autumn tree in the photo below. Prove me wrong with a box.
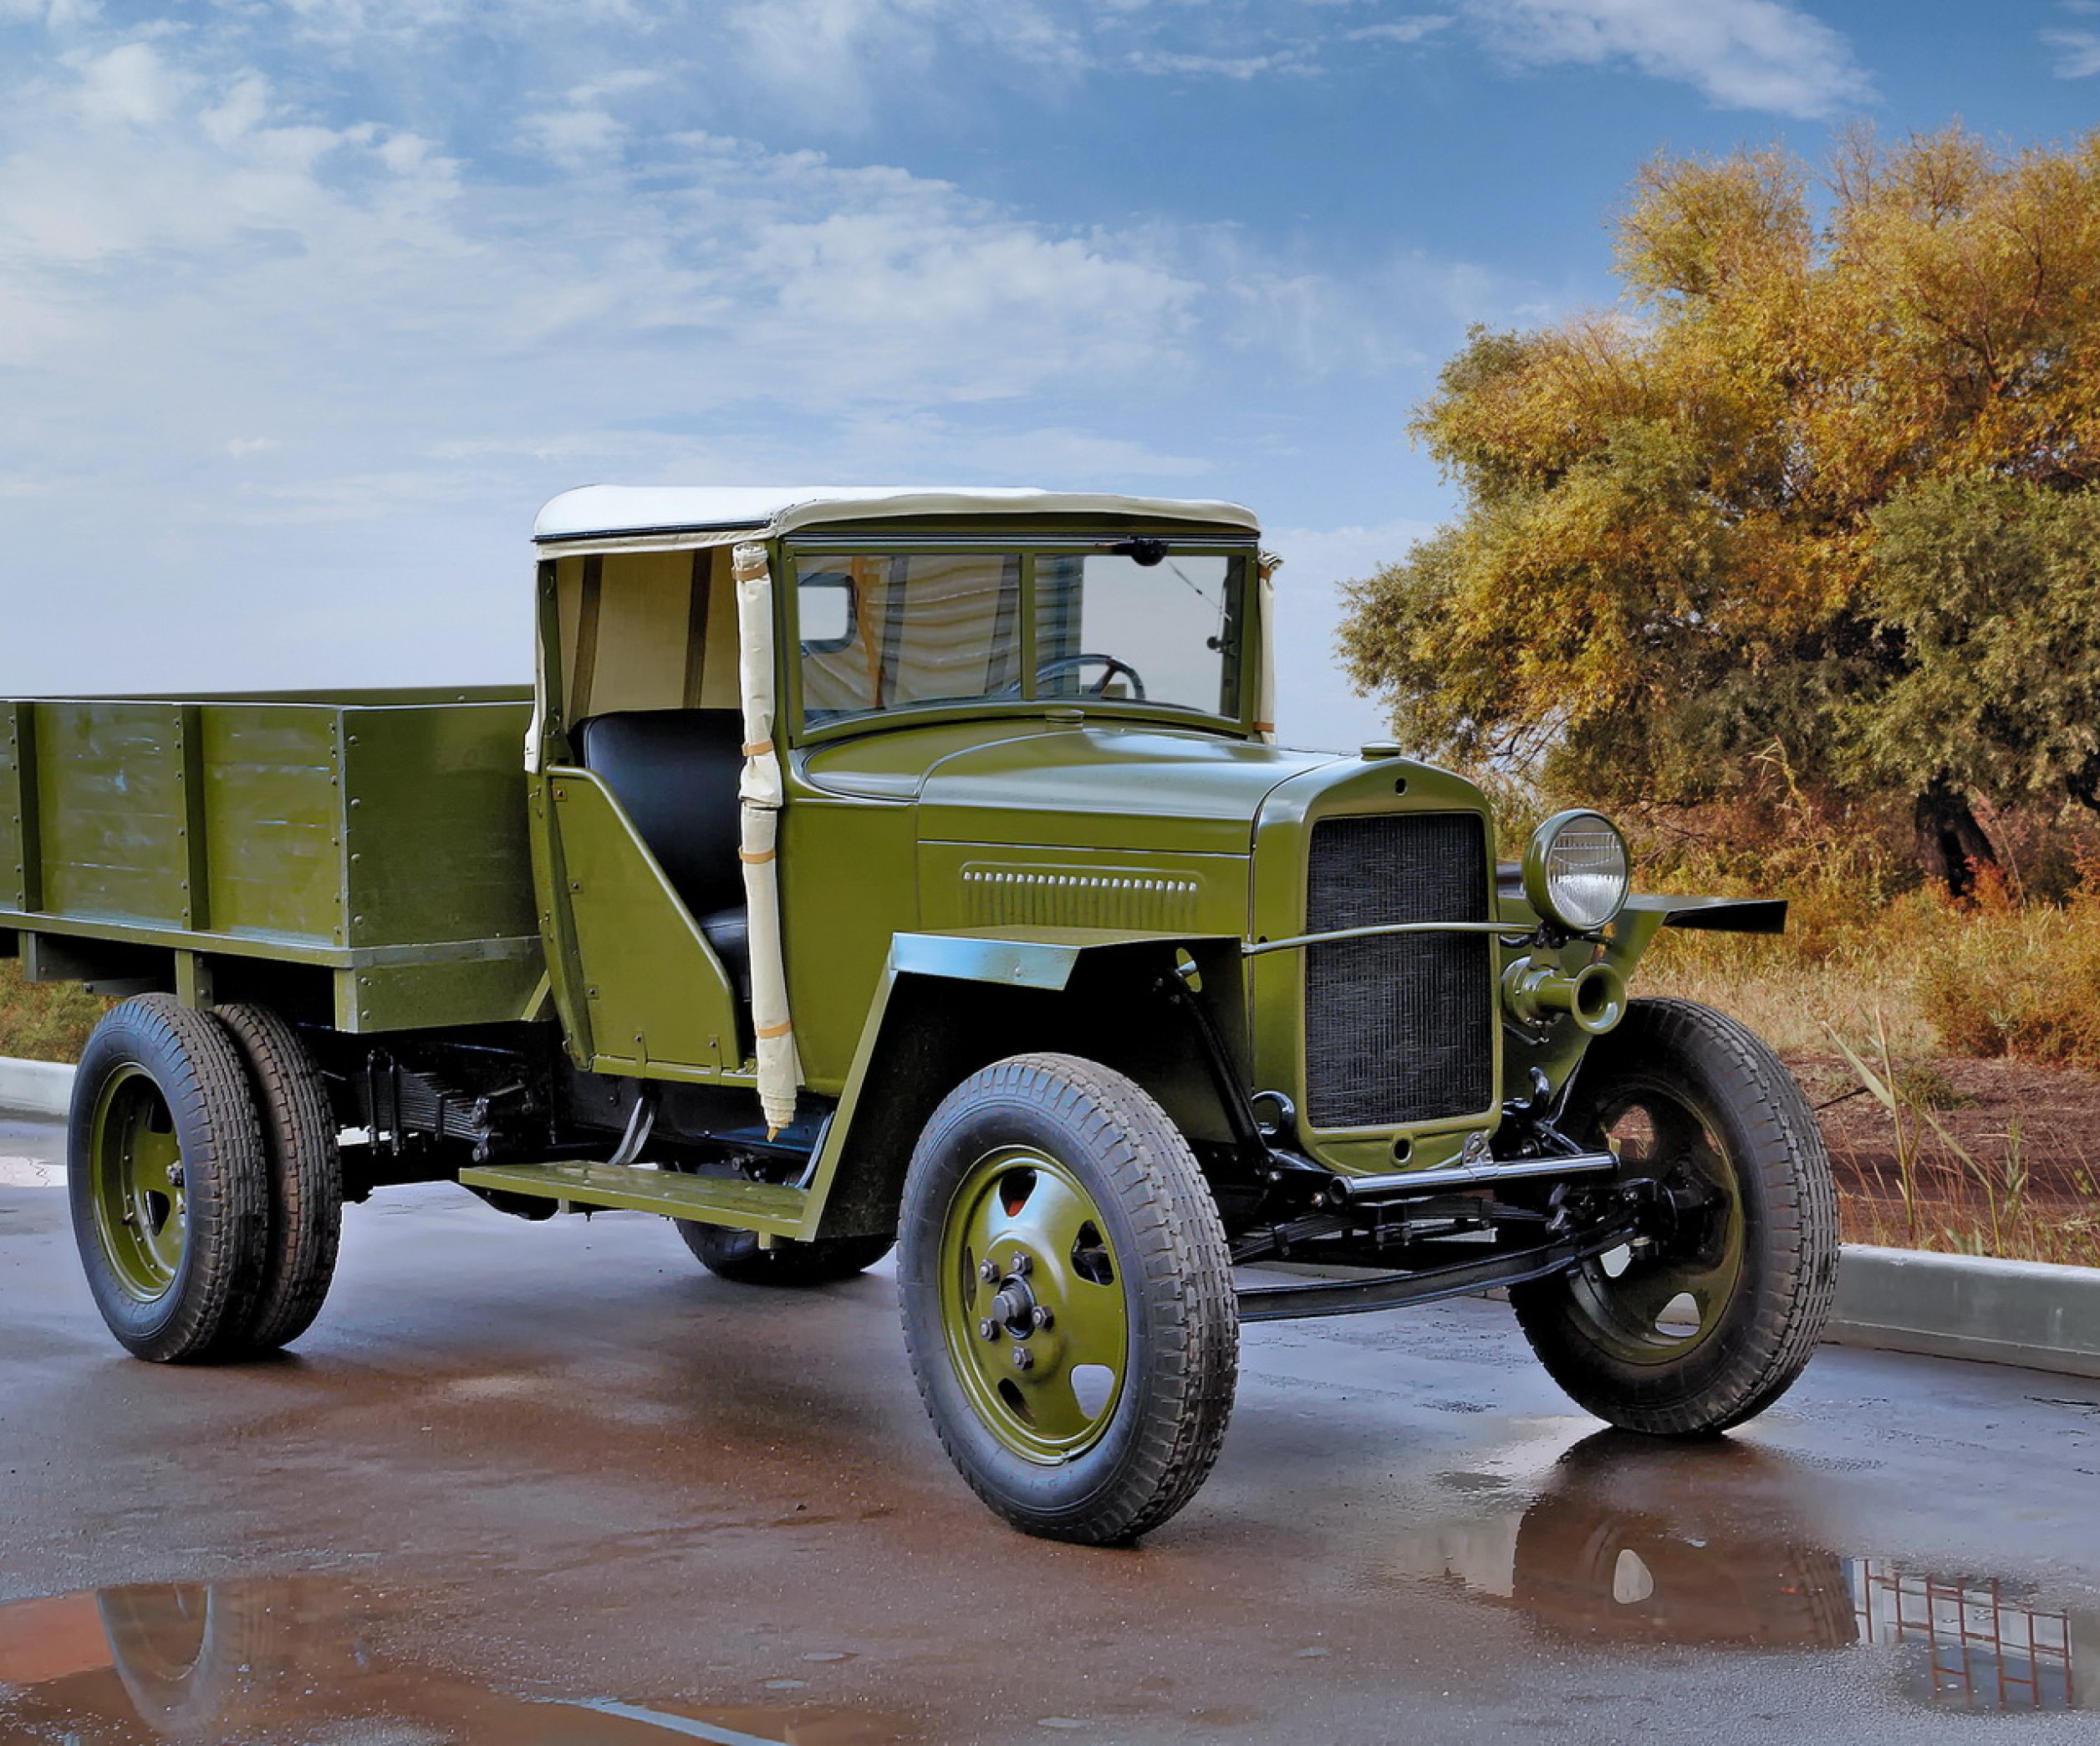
[1339,128,2100,890]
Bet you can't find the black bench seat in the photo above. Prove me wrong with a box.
[575,710,752,999]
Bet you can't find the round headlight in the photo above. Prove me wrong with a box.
[1522,810,1629,933]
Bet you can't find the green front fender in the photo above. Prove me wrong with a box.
[796,927,1245,1243]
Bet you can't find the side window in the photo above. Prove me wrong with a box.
[798,573,857,653]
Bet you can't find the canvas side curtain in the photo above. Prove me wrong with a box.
[731,542,803,1132]
[1255,553,1281,744]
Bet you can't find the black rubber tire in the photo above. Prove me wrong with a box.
[675,1220,894,1285]
[897,1053,1239,1544]
[215,1003,343,1352]
[68,995,269,1364]
[1509,998,1839,1436]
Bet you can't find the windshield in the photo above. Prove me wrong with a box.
[793,546,1246,730]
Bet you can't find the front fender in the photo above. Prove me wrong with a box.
[799,928,1246,1240]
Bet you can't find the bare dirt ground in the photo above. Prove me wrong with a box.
[1787,1054,2100,1263]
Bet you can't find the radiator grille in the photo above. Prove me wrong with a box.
[1303,812,1494,1129]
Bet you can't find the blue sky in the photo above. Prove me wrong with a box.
[1,2,2095,749]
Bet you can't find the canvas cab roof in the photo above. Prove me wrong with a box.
[533,486,1261,554]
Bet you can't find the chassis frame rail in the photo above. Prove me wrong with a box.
[1234,1219,1639,1323]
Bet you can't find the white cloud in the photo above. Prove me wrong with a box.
[1465,0,1871,117]
[1125,48,1319,79]
[725,0,1083,124]
[0,6,1509,697]
[2044,28,2100,77]
[517,105,627,163]
[72,39,185,128]
[1346,17,1455,45]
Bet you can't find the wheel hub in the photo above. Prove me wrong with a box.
[991,1274,1040,1338]
[89,1064,190,1302]
[937,1148,1131,1463]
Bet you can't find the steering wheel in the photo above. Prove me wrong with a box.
[1034,653,1147,701]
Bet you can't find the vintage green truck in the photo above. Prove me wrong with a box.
[1,487,1836,1542]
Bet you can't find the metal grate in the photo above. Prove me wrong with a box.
[1302,812,1494,1130]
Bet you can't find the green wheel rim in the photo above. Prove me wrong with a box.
[937,1146,1129,1464]
[1569,1080,1748,1367]
[89,1065,189,1303]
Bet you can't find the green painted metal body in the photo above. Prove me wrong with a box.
[12,503,1784,1248]
[0,690,543,1032]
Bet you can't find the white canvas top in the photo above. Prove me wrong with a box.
[533,485,1260,553]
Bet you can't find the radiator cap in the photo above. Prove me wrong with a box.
[1358,741,1404,759]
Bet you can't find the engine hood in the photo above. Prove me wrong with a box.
[806,722,1334,855]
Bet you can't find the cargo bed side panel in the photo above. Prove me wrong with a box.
[34,702,191,928]
[343,704,537,950]
[201,704,347,947]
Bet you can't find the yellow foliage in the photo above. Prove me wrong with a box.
[1343,123,2100,853]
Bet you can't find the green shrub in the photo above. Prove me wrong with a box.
[1912,891,2100,1070]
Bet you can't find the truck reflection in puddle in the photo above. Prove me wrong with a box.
[0,1432,2090,1738]
[0,1578,905,1744]
[1399,1431,2092,1712]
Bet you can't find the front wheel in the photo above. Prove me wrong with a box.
[898,1053,1238,1544]
[1510,998,1838,1437]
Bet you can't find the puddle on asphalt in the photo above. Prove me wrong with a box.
[2,1431,2092,1737]
[1394,1430,2093,1713]
[0,1578,911,1744]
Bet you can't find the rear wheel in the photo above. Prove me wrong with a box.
[675,1221,893,1285]
[898,1053,1238,1544]
[1510,998,1838,1435]
[68,996,268,1363]
[216,1003,342,1352]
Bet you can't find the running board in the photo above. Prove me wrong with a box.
[456,1162,807,1235]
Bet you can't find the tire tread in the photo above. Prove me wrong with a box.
[1511,997,1838,1435]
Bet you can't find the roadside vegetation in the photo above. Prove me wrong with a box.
[0,961,106,1064]
[1629,807,2100,1269]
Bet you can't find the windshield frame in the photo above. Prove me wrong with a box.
[780,533,1262,747]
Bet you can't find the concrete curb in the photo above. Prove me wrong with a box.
[1824,1244,2100,1381]
[0,1056,74,1119]
[5,1054,2098,1379]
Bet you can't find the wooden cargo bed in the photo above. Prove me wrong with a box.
[0,688,544,1032]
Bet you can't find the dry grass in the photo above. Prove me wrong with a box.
[0,961,107,1064]
[1636,887,1940,1055]
[1838,1186,2100,1270]
[1623,848,2100,1264]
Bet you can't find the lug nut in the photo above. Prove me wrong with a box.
[979,1258,999,1284]
[978,1318,1000,1341]
[1009,1252,1032,1277]
[1030,1305,1054,1331]
[1012,1345,1034,1371]
[168,1165,185,1188]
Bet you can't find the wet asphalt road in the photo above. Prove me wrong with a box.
[3,1111,2099,1745]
